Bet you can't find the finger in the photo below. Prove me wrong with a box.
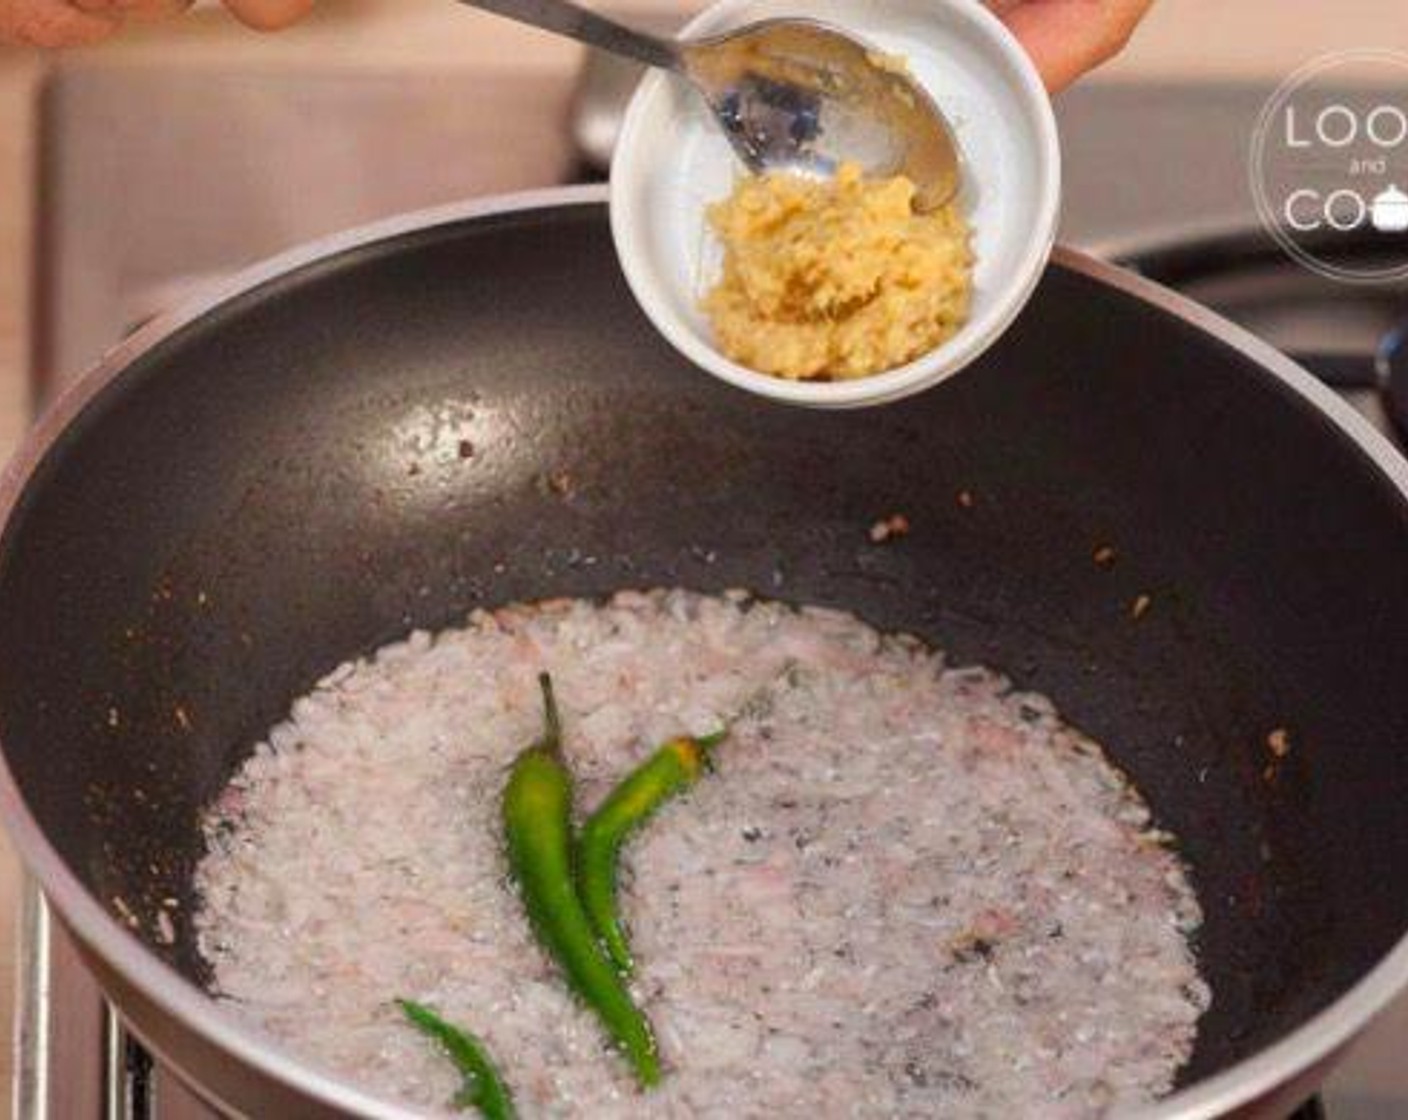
[1000,0,1155,93]
[221,0,312,30]
[0,0,118,46]
[71,0,192,19]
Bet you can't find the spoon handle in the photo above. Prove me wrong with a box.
[452,0,680,71]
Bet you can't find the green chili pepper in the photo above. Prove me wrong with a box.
[502,673,661,1087]
[396,999,516,1120]
[578,729,727,976]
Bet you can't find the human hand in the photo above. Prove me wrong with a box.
[0,0,312,48]
[2,0,1151,84]
[990,0,1155,92]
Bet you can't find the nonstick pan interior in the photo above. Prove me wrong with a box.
[0,202,1406,1094]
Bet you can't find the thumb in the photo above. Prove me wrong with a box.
[998,0,1154,93]
[221,0,313,30]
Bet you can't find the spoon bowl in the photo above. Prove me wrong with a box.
[680,18,961,209]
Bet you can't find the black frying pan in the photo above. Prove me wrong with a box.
[0,191,1406,1118]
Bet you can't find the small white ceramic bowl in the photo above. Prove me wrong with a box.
[610,0,1060,408]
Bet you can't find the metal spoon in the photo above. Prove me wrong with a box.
[454,0,961,210]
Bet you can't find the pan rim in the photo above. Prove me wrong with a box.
[1,182,1406,1119]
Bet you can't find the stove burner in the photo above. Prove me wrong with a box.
[1118,225,1408,443]
[1295,320,1408,443]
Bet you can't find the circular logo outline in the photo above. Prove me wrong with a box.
[1249,48,1408,286]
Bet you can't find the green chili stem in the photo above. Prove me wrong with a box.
[536,672,562,754]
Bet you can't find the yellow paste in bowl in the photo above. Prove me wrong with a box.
[703,162,973,381]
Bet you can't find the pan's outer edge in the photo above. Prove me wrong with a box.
[0,183,1405,1120]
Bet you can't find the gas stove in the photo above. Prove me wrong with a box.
[21,63,1407,1119]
